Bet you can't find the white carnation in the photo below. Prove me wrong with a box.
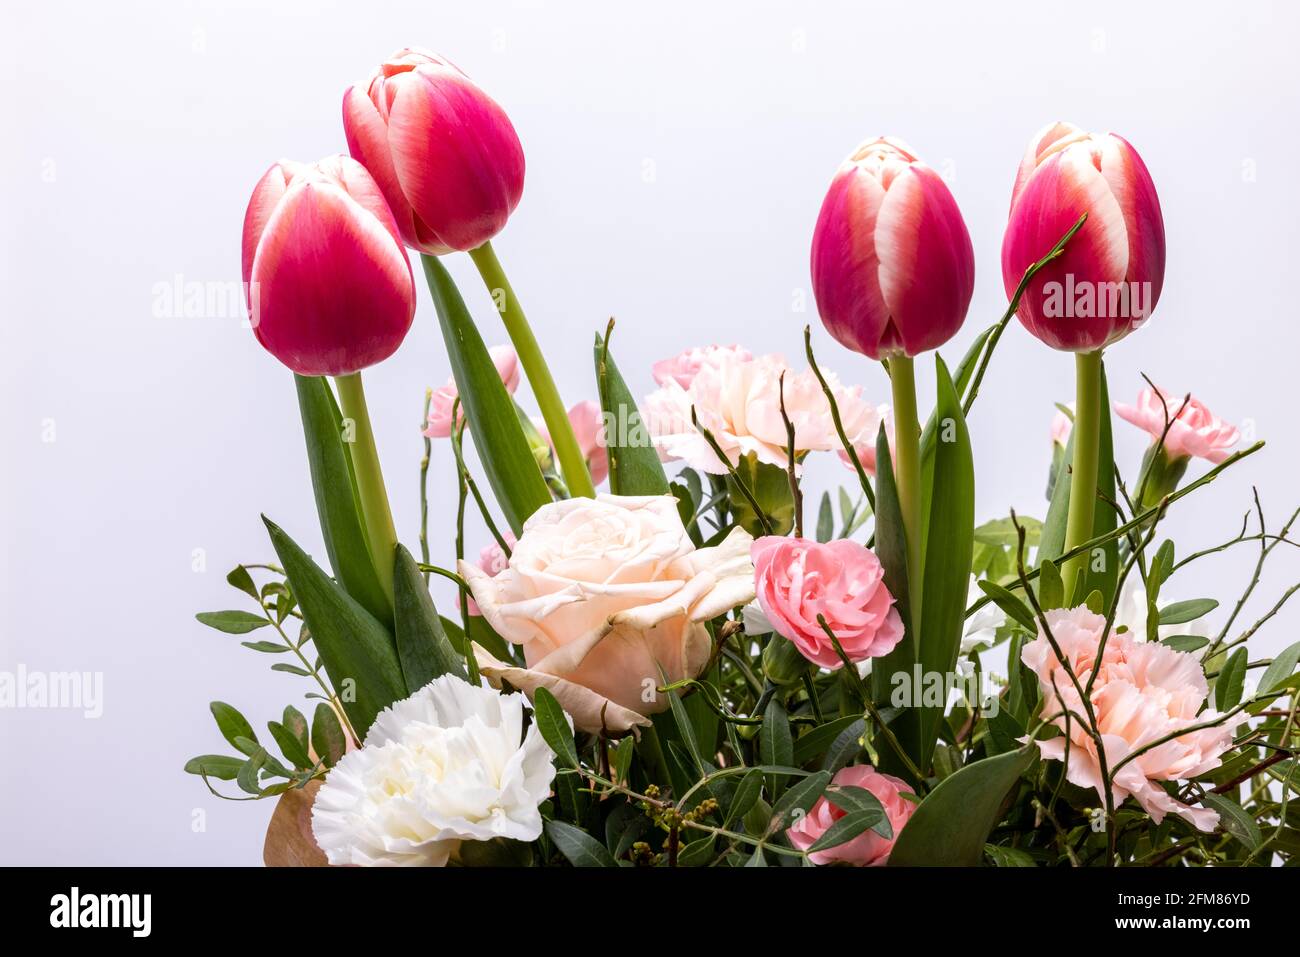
[310,674,557,866]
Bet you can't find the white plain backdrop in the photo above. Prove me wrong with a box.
[2,0,1298,864]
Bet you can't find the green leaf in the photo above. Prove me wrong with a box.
[1259,640,1300,695]
[195,611,269,635]
[726,454,794,537]
[1216,648,1248,711]
[1037,558,1064,611]
[724,769,764,829]
[210,701,256,751]
[770,769,831,828]
[917,356,975,772]
[984,844,1037,866]
[815,492,834,543]
[531,687,578,769]
[676,836,716,867]
[283,705,309,755]
[293,374,392,626]
[760,697,794,799]
[1159,599,1219,625]
[225,565,260,601]
[825,784,887,827]
[1161,634,1210,653]
[422,255,551,535]
[267,720,312,769]
[183,755,244,781]
[888,746,1035,866]
[240,640,289,653]
[264,516,405,736]
[973,517,1042,548]
[311,703,347,768]
[793,714,862,766]
[1200,793,1262,851]
[612,736,635,786]
[271,663,312,677]
[594,331,669,495]
[392,544,466,692]
[236,751,266,795]
[820,718,867,775]
[868,426,919,772]
[977,580,1037,632]
[545,820,617,867]
[806,808,887,853]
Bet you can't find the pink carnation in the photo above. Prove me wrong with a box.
[423,345,520,439]
[651,344,752,389]
[1114,385,1239,464]
[787,765,916,866]
[1022,606,1246,831]
[464,531,516,616]
[751,536,903,670]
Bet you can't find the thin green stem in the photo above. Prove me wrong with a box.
[467,240,595,499]
[1062,350,1102,602]
[888,355,923,633]
[419,388,433,584]
[333,372,396,604]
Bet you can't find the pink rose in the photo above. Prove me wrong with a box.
[423,345,521,438]
[787,765,916,866]
[751,536,904,670]
[1114,385,1239,463]
[1023,606,1247,831]
[461,494,755,733]
[651,344,753,389]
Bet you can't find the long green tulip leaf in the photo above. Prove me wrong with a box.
[422,255,551,535]
[392,544,466,692]
[263,516,405,736]
[293,374,391,627]
[594,330,669,495]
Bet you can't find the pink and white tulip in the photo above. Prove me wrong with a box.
[1002,123,1165,352]
[240,156,415,377]
[343,48,525,255]
[811,137,975,360]
[1115,385,1240,464]
[1022,606,1245,831]
[787,765,916,866]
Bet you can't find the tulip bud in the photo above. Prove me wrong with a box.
[811,137,975,360]
[241,156,415,376]
[343,48,525,255]
[1002,122,1166,352]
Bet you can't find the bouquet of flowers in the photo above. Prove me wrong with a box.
[187,49,1300,868]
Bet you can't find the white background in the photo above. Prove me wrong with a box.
[2,0,1297,864]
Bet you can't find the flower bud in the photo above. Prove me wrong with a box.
[1002,123,1166,352]
[241,156,415,376]
[343,48,525,254]
[811,137,974,359]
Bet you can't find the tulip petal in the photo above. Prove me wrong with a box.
[875,165,975,356]
[386,67,524,253]
[249,180,415,376]
[1001,147,1130,351]
[1099,134,1165,308]
[810,166,891,357]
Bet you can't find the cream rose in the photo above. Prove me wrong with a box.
[461,494,755,733]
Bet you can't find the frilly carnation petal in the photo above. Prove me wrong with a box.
[1021,605,1245,833]
[309,674,557,866]
[787,765,916,866]
[1114,384,1239,464]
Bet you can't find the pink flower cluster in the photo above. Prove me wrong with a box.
[786,765,916,866]
[643,346,888,476]
[1022,607,1245,831]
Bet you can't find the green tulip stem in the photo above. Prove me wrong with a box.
[1062,349,1103,601]
[334,371,397,604]
[889,354,923,635]
[467,241,596,499]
